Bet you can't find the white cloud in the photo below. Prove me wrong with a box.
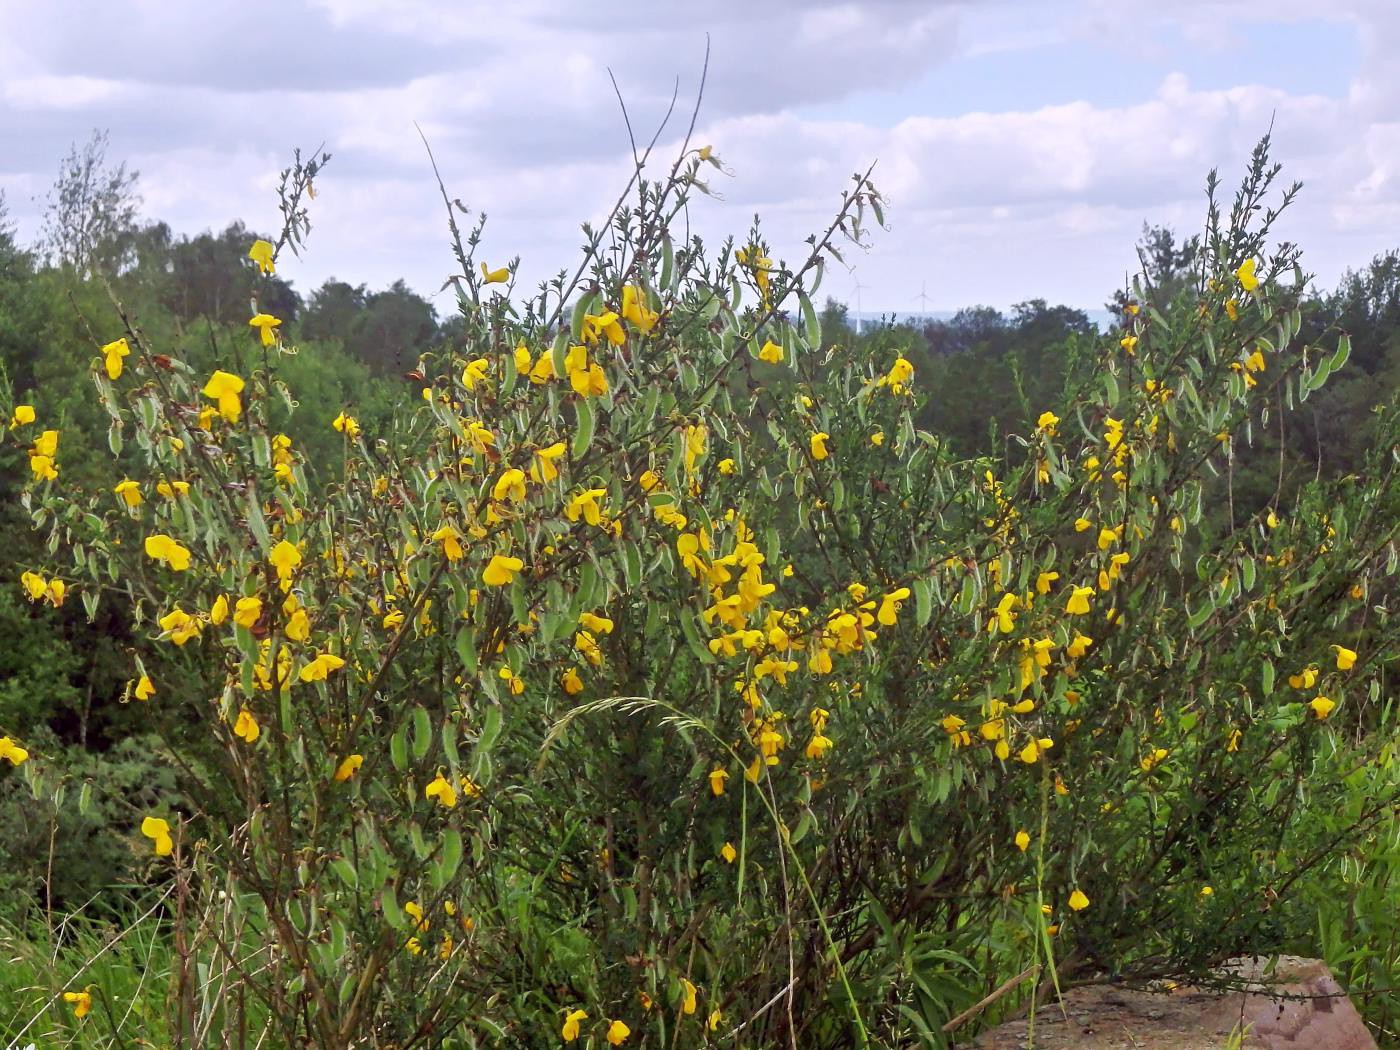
[1,0,1396,314]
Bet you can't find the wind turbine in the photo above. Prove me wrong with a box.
[852,278,866,335]
[913,281,933,319]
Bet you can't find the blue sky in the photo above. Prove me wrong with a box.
[801,15,1359,124]
[0,1,1393,316]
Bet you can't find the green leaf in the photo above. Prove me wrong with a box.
[913,578,933,627]
[412,706,432,761]
[800,290,820,348]
[455,625,477,674]
[570,291,598,343]
[390,726,408,772]
[573,398,596,458]
[381,885,404,929]
[680,609,716,664]
[1187,598,1214,630]
[477,706,503,755]
[1329,332,1351,374]
[247,496,271,550]
[434,829,464,889]
[331,858,358,889]
[621,540,642,589]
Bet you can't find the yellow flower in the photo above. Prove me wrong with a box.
[718,457,737,475]
[249,313,282,347]
[462,357,491,390]
[1065,586,1093,616]
[426,771,458,808]
[562,667,584,695]
[483,554,524,587]
[33,428,58,458]
[530,353,556,384]
[989,592,1019,634]
[1019,737,1053,764]
[233,708,260,743]
[708,1009,723,1031]
[1236,257,1259,292]
[1074,517,1091,532]
[810,432,830,461]
[28,442,57,478]
[202,370,245,423]
[1332,645,1357,671]
[1309,695,1336,720]
[1015,830,1030,852]
[480,261,510,284]
[9,404,35,427]
[269,540,302,584]
[64,988,93,1018]
[1097,526,1119,551]
[606,1019,631,1045]
[1139,747,1169,772]
[582,311,625,347]
[805,733,833,760]
[1119,335,1138,354]
[158,607,203,646]
[156,479,190,499]
[234,597,262,628]
[758,339,784,363]
[432,524,464,562]
[134,674,155,701]
[1068,889,1090,911]
[1066,633,1092,660]
[285,608,310,642]
[1200,885,1214,898]
[20,571,46,602]
[299,652,346,682]
[101,337,130,380]
[621,285,658,332]
[141,816,173,856]
[567,349,609,397]
[334,754,364,782]
[566,488,607,527]
[682,979,698,1015]
[332,411,361,439]
[1037,410,1059,436]
[498,666,525,695]
[1288,666,1319,690]
[720,842,737,863]
[248,239,276,274]
[531,442,567,483]
[113,478,143,507]
[562,1008,588,1042]
[708,767,729,796]
[492,468,527,504]
[877,587,911,626]
[882,356,915,394]
[579,611,614,635]
[0,736,30,766]
[144,534,192,571]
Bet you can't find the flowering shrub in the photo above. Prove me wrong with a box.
[4,136,1399,1048]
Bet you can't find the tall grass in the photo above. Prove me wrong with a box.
[0,894,173,1048]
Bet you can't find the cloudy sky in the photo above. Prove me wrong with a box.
[1,0,1394,317]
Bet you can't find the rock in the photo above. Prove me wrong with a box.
[964,956,1375,1050]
